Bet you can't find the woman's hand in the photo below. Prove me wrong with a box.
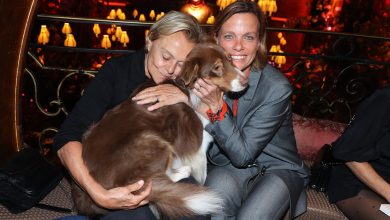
[346,161,390,203]
[132,84,189,111]
[93,180,152,209]
[58,141,152,210]
[192,78,224,113]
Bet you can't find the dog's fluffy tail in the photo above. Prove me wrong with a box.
[149,175,223,219]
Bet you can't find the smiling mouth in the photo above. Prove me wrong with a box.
[229,55,246,61]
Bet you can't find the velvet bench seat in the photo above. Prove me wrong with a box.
[290,114,348,220]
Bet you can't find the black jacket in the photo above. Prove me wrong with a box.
[53,50,148,151]
[328,85,390,203]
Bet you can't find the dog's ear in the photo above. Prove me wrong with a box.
[179,60,199,86]
[211,58,224,76]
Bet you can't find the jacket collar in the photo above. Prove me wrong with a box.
[225,67,263,124]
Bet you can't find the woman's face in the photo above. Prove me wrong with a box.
[216,13,260,76]
[146,31,195,83]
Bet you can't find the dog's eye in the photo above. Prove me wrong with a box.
[212,61,223,76]
[213,64,222,72]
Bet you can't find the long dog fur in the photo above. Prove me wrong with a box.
[71,43,246,219]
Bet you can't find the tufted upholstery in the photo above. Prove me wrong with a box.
[290,113,348,219]
[292,113,346,161]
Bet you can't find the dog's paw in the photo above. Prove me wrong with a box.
[169,166,191,182]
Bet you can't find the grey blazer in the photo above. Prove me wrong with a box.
[206,64,310,217]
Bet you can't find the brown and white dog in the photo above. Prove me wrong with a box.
[72,43,247,219]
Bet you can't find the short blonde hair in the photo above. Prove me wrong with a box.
[146,11,203,50]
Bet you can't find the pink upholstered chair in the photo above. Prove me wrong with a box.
[292,113,346,161]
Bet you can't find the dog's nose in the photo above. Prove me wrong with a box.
[235,68,248,86]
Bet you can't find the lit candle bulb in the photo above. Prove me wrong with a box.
[258,0,266,10]
[93,24,101,37]
[268,0,277,16]
[109,9,116,19]
[116,8,123,17]
[62,23,72,34]
[139,14,146,21]
[269,45,278,61]
[101,35,111,49]
[115,26,122,39]
[64,34,76,47]
[118,12,126,20]
[280,37,287,45]
[132,9,139,19]
[275,51,286,68]
[37,29,49,45]
[41,25,50,38]
[206,16,215,24]
[149,10,156,20]
[120,31,130,47]
[156,12,165,21]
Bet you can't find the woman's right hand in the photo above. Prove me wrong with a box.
[93,180,152,209]
[192,78,224,113]
[132,83,189,111]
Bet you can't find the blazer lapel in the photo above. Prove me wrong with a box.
[236,69,262,125]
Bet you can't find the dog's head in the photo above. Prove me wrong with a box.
[178,43,247,92]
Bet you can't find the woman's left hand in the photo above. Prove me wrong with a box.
[192,78,224,113]
[132,84,189,111]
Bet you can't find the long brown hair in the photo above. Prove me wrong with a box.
[212,0,268,70]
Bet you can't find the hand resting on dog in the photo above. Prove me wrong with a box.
[57,141,152,210]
